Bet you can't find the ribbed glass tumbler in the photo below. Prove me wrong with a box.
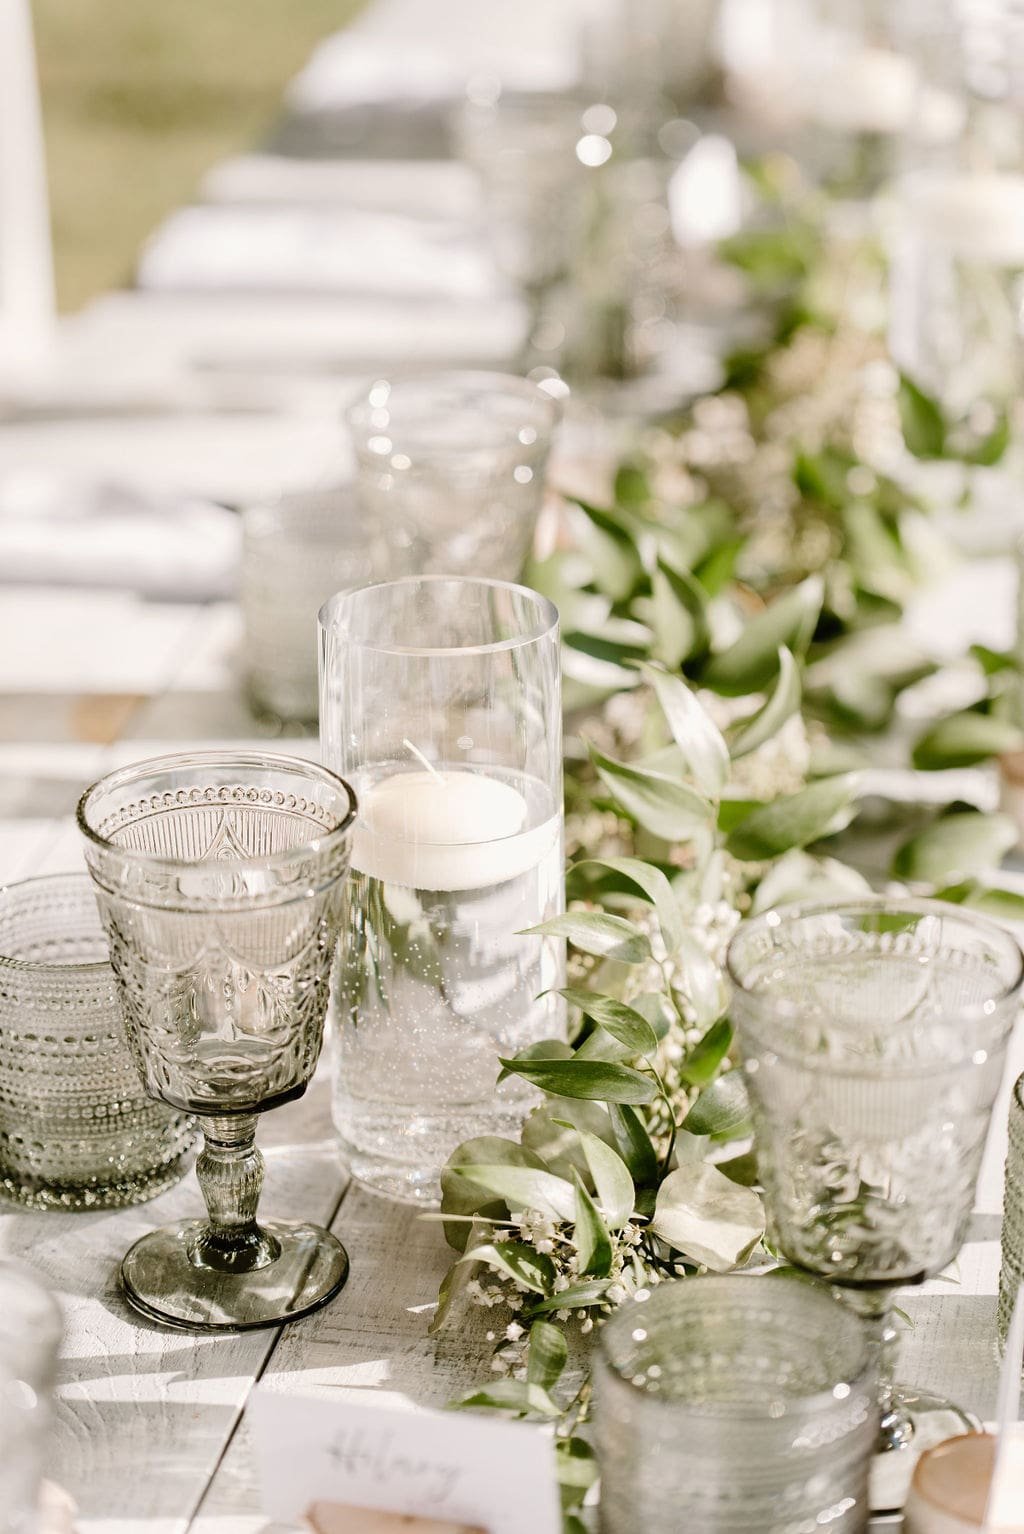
[0,873,195,1210]
[594,1274,878,1534]
[728,898,1024,1512]
[77,751,357,1333]
[998,1072,1024,1354]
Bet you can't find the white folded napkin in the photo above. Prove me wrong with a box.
[201,156,480,221]
[0,470,240,599]
[66,291,528,372]
[289,1,582,116]
[137,205,501,300]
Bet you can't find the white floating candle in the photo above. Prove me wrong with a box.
[352,769,558,891]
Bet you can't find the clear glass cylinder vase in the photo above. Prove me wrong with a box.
[319,576,566,1203]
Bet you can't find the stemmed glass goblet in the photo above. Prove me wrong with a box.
[77,751,357,1333]
[727,898,1024,1512]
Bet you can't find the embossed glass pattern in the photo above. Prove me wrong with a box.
[594,1274,877,1534]
[78,751,356,1333]
[0,873,194,1210]
[998,1072,1024,1354]
[728,899,1023,1510]
[346,372,558,582]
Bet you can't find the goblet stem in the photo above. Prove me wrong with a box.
[189,1114,281,1276]
[840,1288,913,1453]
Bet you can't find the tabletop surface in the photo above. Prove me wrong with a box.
[0,1,1020,1529]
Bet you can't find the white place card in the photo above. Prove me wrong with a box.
[250,1388,562,1534]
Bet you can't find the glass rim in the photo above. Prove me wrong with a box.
[0,870,111,976]
[76,750,359,875]
[726,896,1024,1021]
[318,574,560,658]
[597,1274,876,1421]
[345,368,562,433]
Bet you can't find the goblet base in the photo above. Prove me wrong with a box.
[120,1219,349,1333]
[870,1386,980,1514]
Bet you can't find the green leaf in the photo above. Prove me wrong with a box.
[559,989,659,1058]
[461,1241,556,1295]
[450,1381,562,1417]
[577,1130,635,1228]
[650,1163,765,1272]
[644,560,711,666]
[449,1165,577,1222]
[556,1436,598,1510]
[498,1056,659,1105]
[892,808,1018,883]
[527,1320,569,1390]
[573,1027,636,1064]
[716,1149,761,1187]
[528,1280,611,1314]
[966,408,1010,466]
[899,373,946,459]
[569,501,643,600]
[642,563,698,669]
[430,1217,492,1333]
[573,856,684,954]
[521,1097,615,1181]
[673,930,724,1029]
[702,575,823,695]
[441,1138,548,1252]
[956,882,1024,923]
[912,711,1024,770]
[641,662,729,798]
[526,911,650,964]
[497,1038,572,1084]
[589,745,714,841]
[794,447,855,510]
[727,647,801,759]
[608,1103,660,1187]
[726,775,859,861]
[614,461,651,508]
[680,1019,733,1087]
[682,1069,752,1142]
[572,1173,614,1277]
[751,849,871,912]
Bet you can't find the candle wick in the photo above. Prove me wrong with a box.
[402,738,443,783]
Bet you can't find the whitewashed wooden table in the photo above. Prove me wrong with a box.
[0,548,1020,1534]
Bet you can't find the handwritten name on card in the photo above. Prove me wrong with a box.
[250,1389,562,1534]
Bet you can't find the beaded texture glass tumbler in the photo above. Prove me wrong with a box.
[728,898,1024,1512]
[594,1274,878,1534]
[0,873,194,1209]
[78,751,356,1333]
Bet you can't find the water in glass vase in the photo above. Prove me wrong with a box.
[333,764,565,1202]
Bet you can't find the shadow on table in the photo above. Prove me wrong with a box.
[54,1396,244,1519]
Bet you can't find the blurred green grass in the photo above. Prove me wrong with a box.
[32,0,364,310]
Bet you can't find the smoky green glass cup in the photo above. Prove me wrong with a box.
[0,873,195,1210]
